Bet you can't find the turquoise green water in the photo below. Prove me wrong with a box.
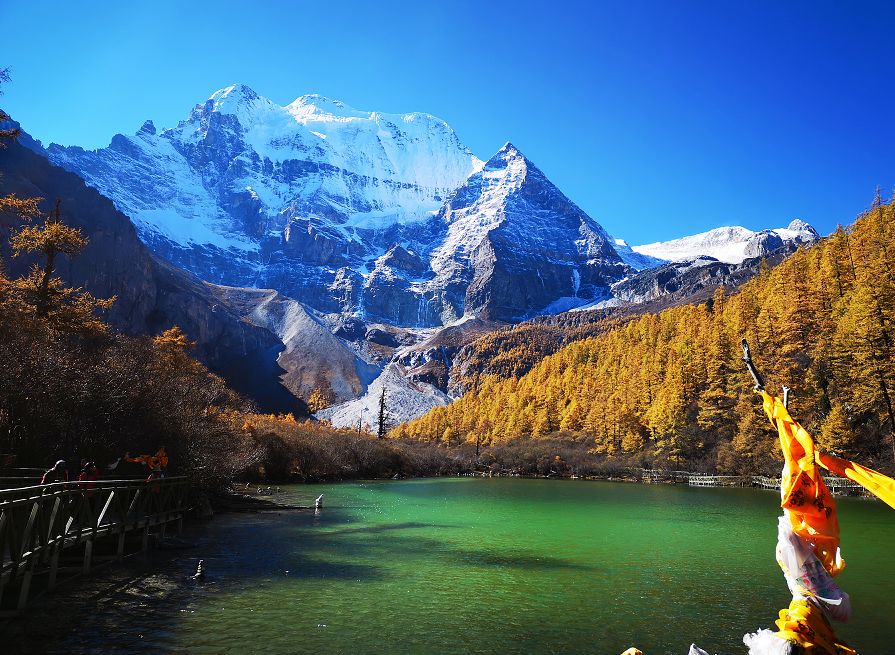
[38,479,895,654]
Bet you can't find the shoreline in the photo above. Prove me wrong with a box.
[232,467,873,501]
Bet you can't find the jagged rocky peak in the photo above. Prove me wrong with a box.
[428,141,629,321]
[138,120,156,136]
[782,219,820,241]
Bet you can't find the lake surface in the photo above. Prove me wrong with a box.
[13,478,895,654]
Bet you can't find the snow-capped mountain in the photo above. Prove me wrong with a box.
[424,143,628,320]
[43,85,629,326]
[44,85,480,317]
[630,220,819,266]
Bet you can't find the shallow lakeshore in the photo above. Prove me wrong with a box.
[4,478,892,654]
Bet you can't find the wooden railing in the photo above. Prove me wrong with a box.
[0,476,190,613]
[638,468,867,496]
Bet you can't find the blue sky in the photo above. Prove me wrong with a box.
[2,1,893,244]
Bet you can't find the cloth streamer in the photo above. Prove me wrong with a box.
[745,391,895,654]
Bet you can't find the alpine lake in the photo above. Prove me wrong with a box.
[12,478,895,654]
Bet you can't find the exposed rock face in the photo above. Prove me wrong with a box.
[205,286,379,404]
[743,230,784,258]
[395,317,503,389]
[0,137,302,413]
[317,363,450,430]
[609,244,799,306]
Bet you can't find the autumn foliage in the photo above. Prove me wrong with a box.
[0,200,259,489]
[395,199,895,475]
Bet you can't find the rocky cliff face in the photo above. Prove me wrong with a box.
[608,244,799,307]
[204,286,379,404]
[0,137,303,413]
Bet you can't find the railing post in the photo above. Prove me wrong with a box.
[16,556,34,611]
[116,528,126,558]
[82,532,94,574]
[47,540,61,589]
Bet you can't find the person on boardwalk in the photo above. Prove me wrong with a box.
[40,459,69,485]
[78,461,99,486]
[78,461,100,510]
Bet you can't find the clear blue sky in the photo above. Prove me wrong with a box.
[2,0,893,244]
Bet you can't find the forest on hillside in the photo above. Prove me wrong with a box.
[395,197,895,476]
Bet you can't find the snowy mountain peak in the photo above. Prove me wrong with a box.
[427,144,626,320]
[208,83,259,102]
[477,142,529,191]
[44,84,488,326]
[205,84,268,114]
[497,141,520,154]
[286,93,370,121]
[42,85,629,326]
[630,221,820,265]
[785,219,819,238]
[486,141,526,166]
[285,94,464,137]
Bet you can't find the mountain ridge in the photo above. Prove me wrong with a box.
[42,86,631,327]
[630,219,819,265]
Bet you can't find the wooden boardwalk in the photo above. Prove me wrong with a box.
[637,468,868,497]
[687,474,752,488]
[687,473,866,496]
[0,476,189,613]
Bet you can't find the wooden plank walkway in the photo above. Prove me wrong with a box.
[637,468,869,497]
[0,476,189,614]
